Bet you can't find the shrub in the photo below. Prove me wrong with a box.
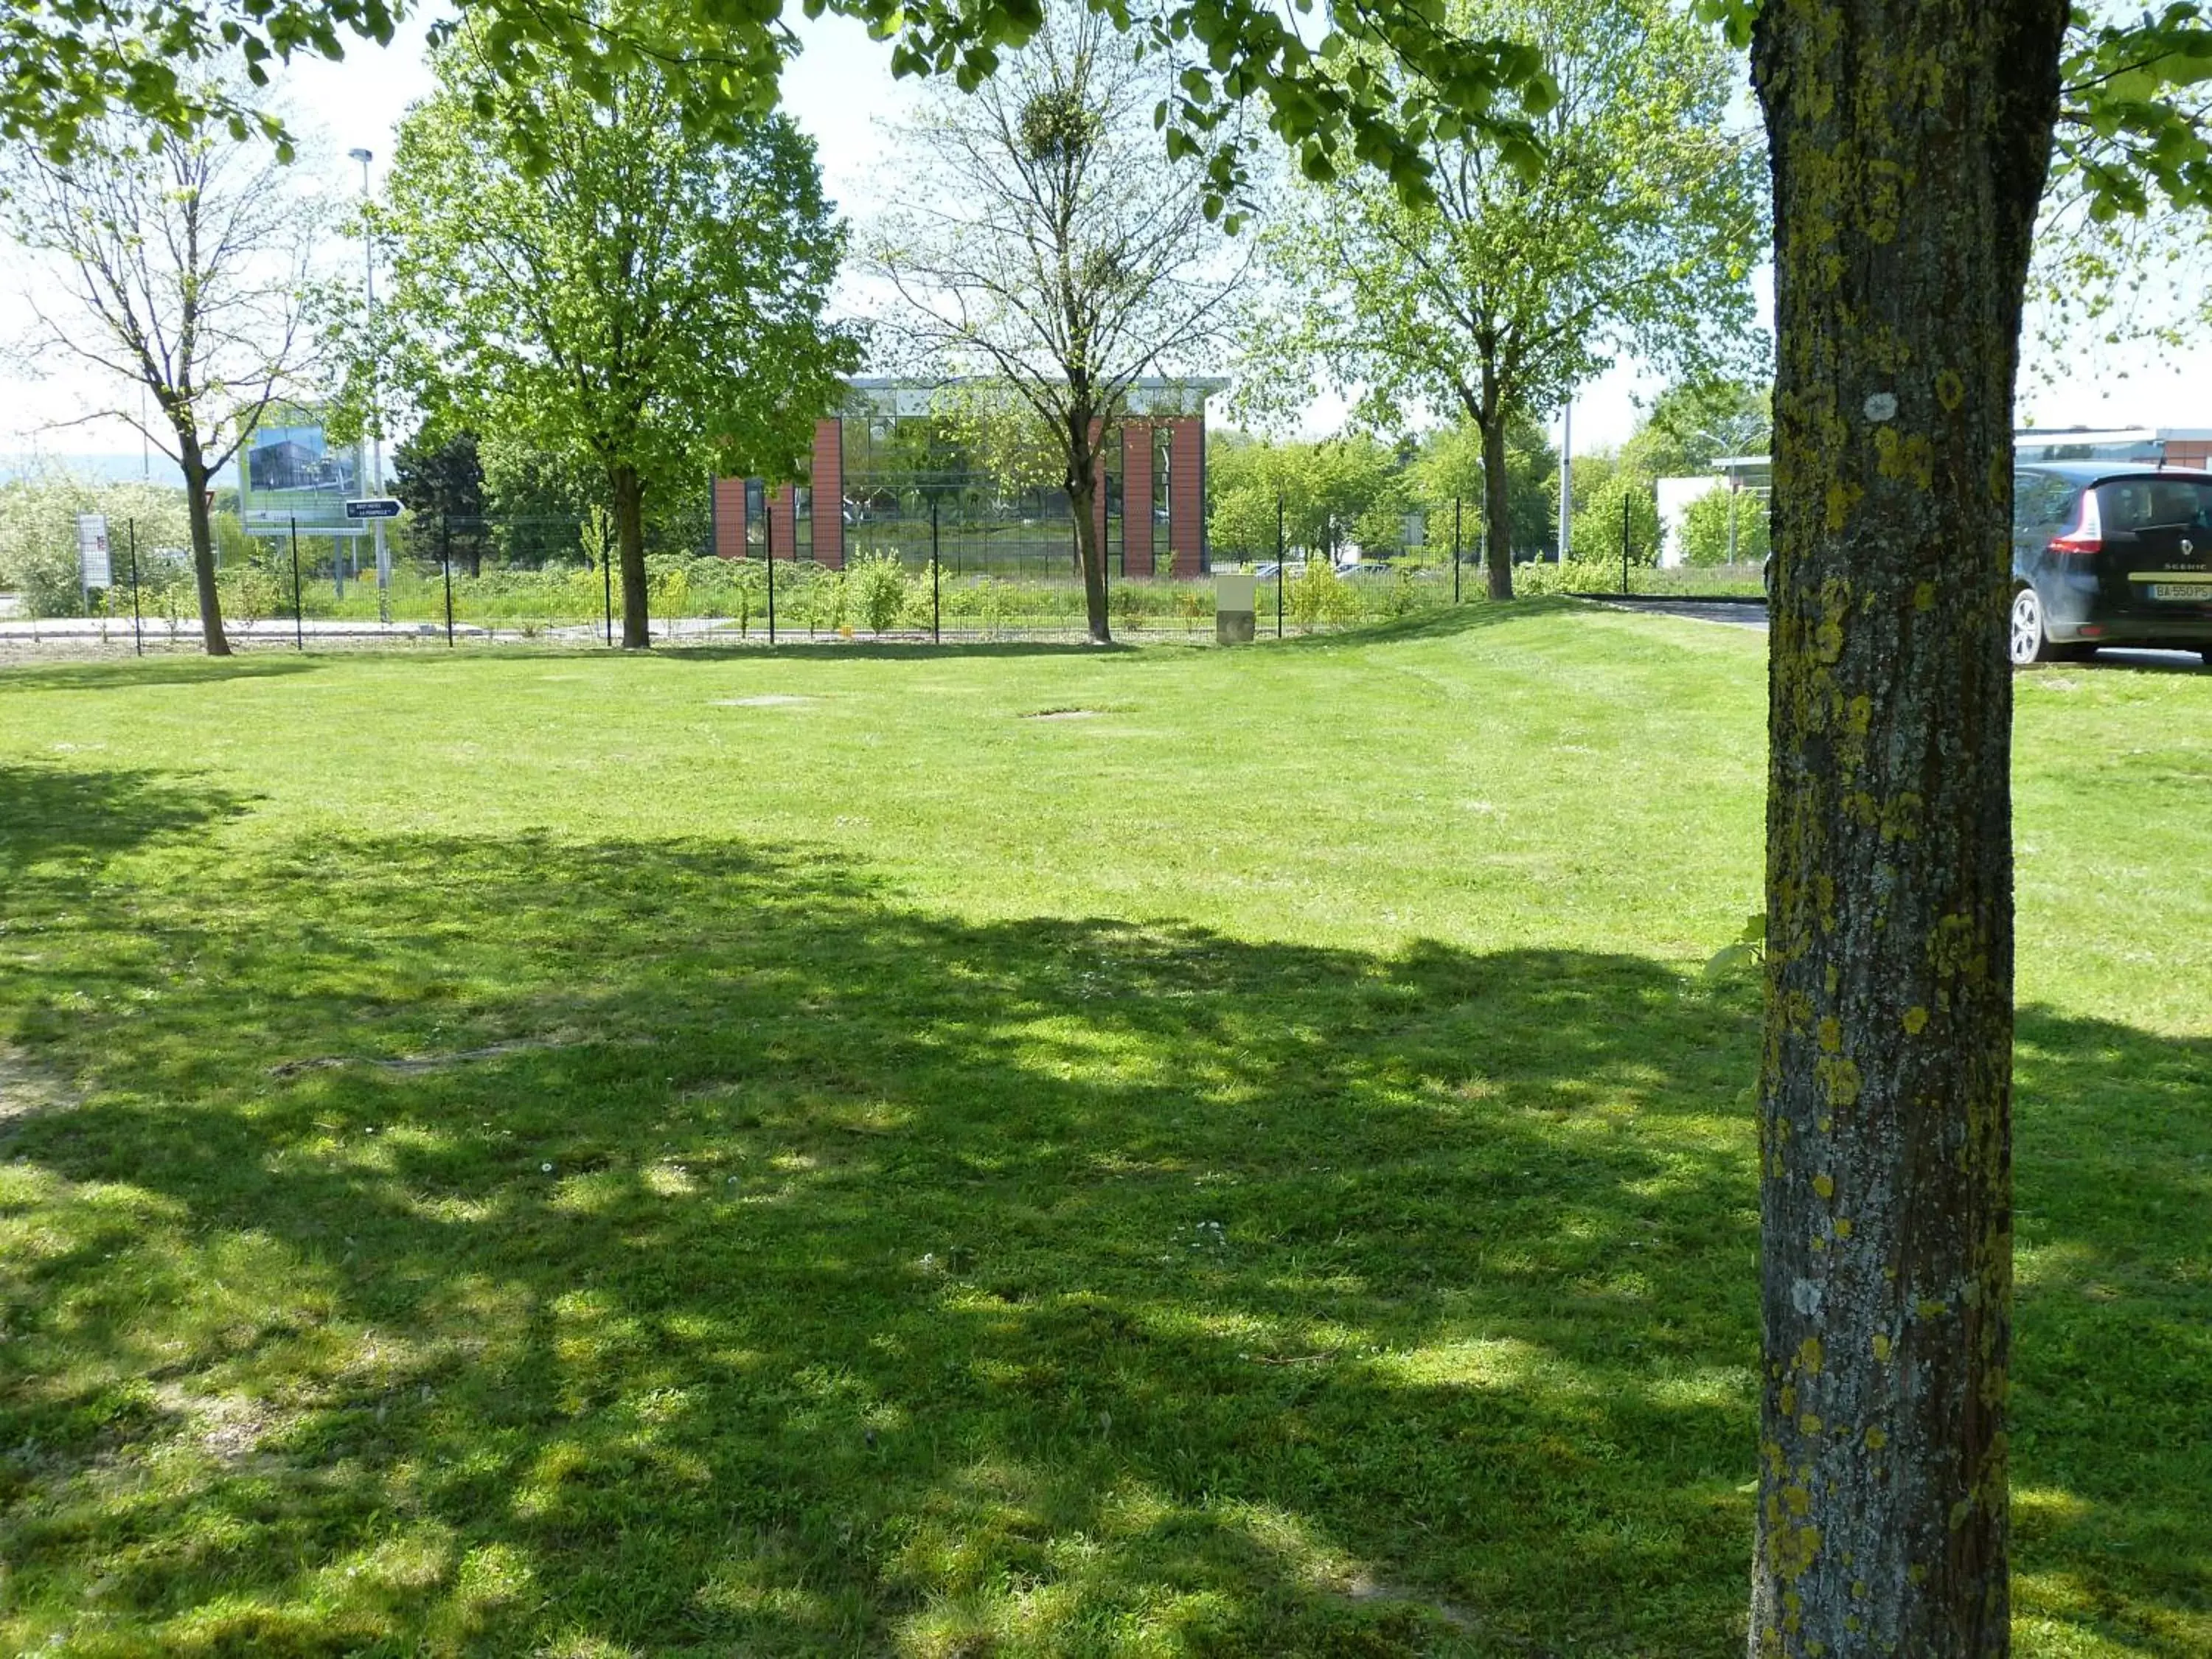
[218,564,279,631]
[1287,559,1357,629]
[1512,558,1625,596]
[1680,484,1770,567]
[0,473,192,617]
[848,550,911,635]
[1569,472,1662,568]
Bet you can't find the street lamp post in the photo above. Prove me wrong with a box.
[347,146,389,624]
[1557,397,1573,566]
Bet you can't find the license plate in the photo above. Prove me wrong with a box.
[2151,583,2212,602]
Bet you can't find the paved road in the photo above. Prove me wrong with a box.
[1587,599,1768,630]
[1591,597,2208,669]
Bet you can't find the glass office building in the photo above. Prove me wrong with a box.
[712,377,1226,577]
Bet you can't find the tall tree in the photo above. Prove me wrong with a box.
[1253,0,1764,602]
[379,36,855,647]
[2,99,325,655]
[390,428,487,574]
[863,0,1252,644]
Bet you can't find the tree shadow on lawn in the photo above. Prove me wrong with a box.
[660,638,1151,662]
[1254,597,1585,653]
[0,762,254,875]
[0,811,2202,1655]
[0,656,321,695]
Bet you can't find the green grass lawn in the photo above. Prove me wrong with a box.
[0,605,2205,1657]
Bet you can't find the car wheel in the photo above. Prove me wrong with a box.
[2008,585,2065,666]
[2199,644,2212,667]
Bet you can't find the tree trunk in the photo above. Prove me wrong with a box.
[612,464,650,650]
[1748,1,2065,1652]
[181,449,230,657]
[1064,404,1110,645]
[1069,473,1111,645]
[1481,414,1515,602]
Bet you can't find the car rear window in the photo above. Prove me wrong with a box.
[2015,473,2077,529]
[2093,478,2212,531]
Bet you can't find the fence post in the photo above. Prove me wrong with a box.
[128,521,144,655]
[602,538,613,647]
[1453,498,1462,605]
[765,505,776,647]
[290,517,304,650]
[1622,492,1631,595]
[1275,493,1285,639]
[931,495,941,645]
[442,515,456,646]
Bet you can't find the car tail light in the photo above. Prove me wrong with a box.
[2048,490,2103,558]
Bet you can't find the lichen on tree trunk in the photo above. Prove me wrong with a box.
[1749,0,2067,1651]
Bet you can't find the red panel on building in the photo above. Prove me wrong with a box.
[812,419,844,568]
[1167,417,1204,577]
[768,484,799,561]
[1121,422,1153,575]
[712,477,748,559]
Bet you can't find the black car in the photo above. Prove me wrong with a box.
[2011,462,2212,664]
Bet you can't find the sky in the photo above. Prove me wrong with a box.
[4,12,2208,487]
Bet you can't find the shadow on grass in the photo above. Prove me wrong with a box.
[2068,648,2212,675]
[0,790,2202,1655]
[1253,596,1585,653]
[0,762,254,874]
[658,636,1143,661]
[0,656,322,694]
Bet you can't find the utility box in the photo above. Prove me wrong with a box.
[1215,572,1257,644]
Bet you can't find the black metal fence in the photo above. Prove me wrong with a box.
[4,507,1764,655]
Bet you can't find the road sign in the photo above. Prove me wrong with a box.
[76,513,111,588]
[344,498,403,520]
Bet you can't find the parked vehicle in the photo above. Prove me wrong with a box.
[2011,463,2212,664]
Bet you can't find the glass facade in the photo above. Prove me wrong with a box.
[837,411,1124,578]
[726,379,1227,577]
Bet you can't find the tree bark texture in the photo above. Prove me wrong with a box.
[612,463,651,650]
[1749,0,2066,1652]
[1065,413,1111,644]
[1481,414,1515,602]
[181,449,231,658]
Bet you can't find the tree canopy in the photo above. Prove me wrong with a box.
[377,34,855,646]
[1247,0,1763,600]
[1,88,325,655]
[863,0,1251,641]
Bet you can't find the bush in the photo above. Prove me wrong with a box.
[848,550,912,635]
[217,565,280,631]
[1512,558,1625,596]
[1569,472,1662,568]
[1287,559,1357,629]
[1680,484,1770,566]
[0,473,193,618]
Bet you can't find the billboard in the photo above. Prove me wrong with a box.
[76,513,111,588]
[240,406,364,524]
